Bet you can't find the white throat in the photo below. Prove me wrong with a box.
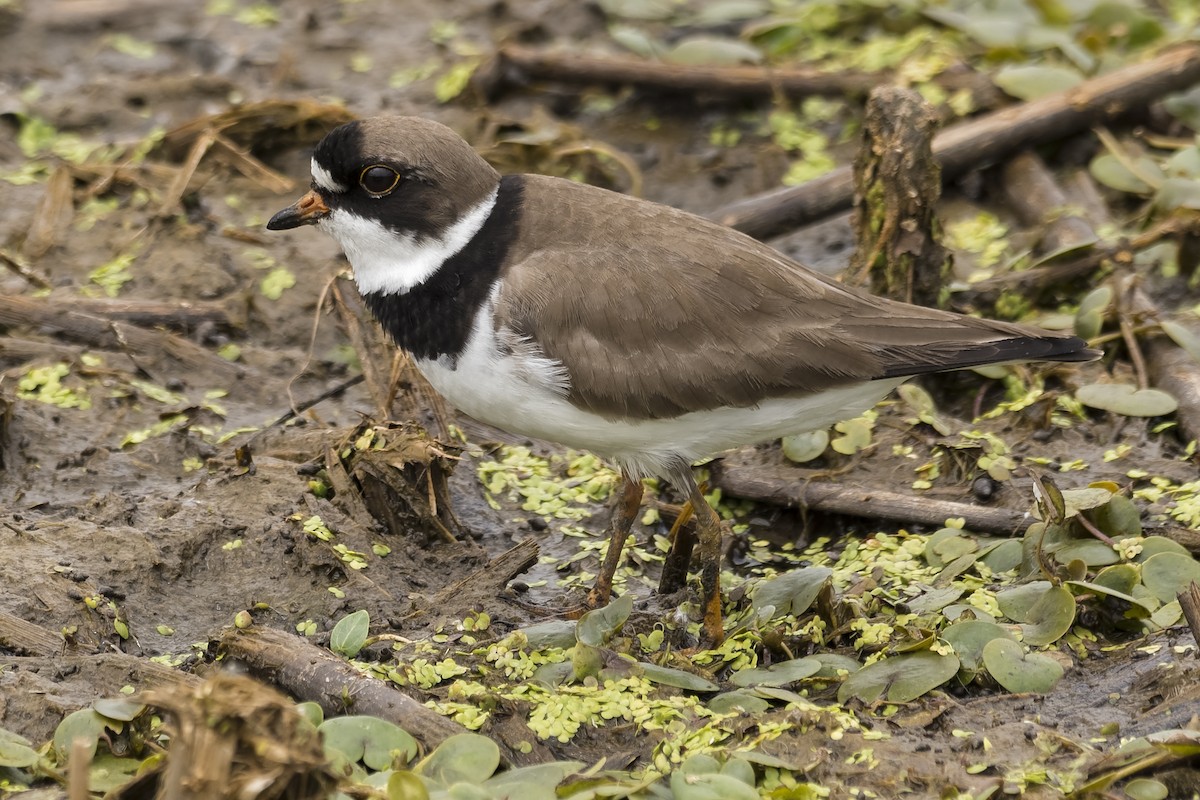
[322,187,499,295]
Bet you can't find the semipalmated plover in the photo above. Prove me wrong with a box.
[268,116,1097,644]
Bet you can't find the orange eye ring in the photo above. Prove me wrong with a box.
[359,164,401,196]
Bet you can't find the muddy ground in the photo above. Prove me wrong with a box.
[1,1,1200,797]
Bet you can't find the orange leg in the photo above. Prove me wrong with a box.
[585,476,644,609]
[682,476,726,646]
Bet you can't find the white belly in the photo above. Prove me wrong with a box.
[416,307,904,478]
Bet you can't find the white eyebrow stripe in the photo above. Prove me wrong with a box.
[311,158,346,193]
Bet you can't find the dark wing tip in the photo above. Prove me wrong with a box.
[879,334,1100,379]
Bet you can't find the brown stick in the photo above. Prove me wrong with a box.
[0,609,70,656]
[0,295,241,381]
[711,43,1200,240]
[1001,151,1098,256]
[219,626,484,757]
[1178,582,1200,655]
[66,297,235,332]
[712,461,1031,535]
[332,276,394,417]
[1131,288,1200,445]
[431,538,540,608]
[475,44,882,101]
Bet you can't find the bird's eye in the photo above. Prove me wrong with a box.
[359,165,401,196]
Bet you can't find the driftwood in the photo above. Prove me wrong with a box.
[1131,287,1200,445]
[0,294,241,381]
[430,538,540,610]
[474,44,882,100]
[219,626,486,758]
[1001,151,1099,256]
[711,43,1200,240]
[712,461,1031,535]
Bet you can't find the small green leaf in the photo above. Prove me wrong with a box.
[415,733,500,787]
[0,727,39,768]
[330,609,370,658]
[664,36,763,66]
[707,691,771,714]
[516,619,578,650]
[942,619,1018,673]
[1160,320,1200,364]
[982,638,1064,693]
[729,657,822,688]
[750,567,832,618]
[1078,383,1178,417]
[781,430,828,463]
[320,715,418,772]
[837,651,959,704]
[576,594,632,647]
[670,771,760,800]
[994,64,1083,101]
[1141,552,1200,603]
[640,663,719,692]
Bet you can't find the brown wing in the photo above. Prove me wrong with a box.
[494,176,1091,421]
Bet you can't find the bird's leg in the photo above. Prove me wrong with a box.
[681,474,726,647]
[585,475,644,609]
[657,500,697,595]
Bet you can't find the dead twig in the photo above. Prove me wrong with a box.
[474,44,882,101]
[712,461,1031,535]
[219,626,489,759]
[430,539,540,609]
[0,295,242,382]
[711,43,1200,240]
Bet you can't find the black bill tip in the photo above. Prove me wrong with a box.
[265,189,330,231]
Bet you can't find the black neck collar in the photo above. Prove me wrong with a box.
[361,175,524,363]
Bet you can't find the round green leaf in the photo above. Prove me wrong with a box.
[320,716,418,772]
[750,567,832,618]
[982,639,1064,693]
[781,430,828,463]
[1141,552,1200,603]
[924,528,978,567]
[996,581,1054,621]
[516,620,578,650]
[808,653,862,678]
[1136,536,1191,561]
[979,539,1023,573]
[330,609,371,658]
[995,64,1084,100]
[942,620,1017,673]
[93,698,144,722]
[53,708,107,762]
[295,701,324,728]
[416,733,500,786]
[1094,563,1140,595]
[640,663,719,692]
[0,727,39,768]
[1089,495,1142,539]
[1124,778,1169,800]
[1089,153,1161,194]
[707,691,771,714]
[1076,383,1178,417]
[576,594,632,647]
[387,770,431,800]
[1019,584,1077,646]
[836,651,960,704]
[1051,538,1120,567]
[729,657,822,688]
[906,586,964,615]
[670,770,760,800]
[665,36,763,66]
[482,761,585,798]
